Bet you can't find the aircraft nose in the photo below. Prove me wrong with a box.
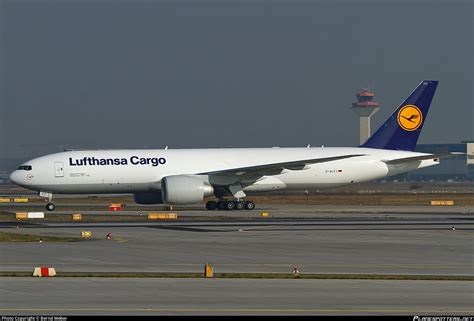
[9,170,23,186]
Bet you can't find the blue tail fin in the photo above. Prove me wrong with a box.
[361,80,438,151]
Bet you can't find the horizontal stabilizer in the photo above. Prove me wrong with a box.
[382,152,464,164]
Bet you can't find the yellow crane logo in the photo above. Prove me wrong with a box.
[397,105,423,131]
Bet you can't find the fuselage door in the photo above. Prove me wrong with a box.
[54,162,64,177]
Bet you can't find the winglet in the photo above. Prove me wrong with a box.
[362,80,439,151]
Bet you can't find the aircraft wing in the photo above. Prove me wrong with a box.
[200,154,366,179]
[382,152,464,164]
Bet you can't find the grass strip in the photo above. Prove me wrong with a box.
[0,231,79,242]
[0,271,472,281]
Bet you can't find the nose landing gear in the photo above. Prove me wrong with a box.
[40,192,55,211]
[46,203,56,211]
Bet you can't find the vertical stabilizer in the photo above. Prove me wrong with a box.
[362,80,438,151]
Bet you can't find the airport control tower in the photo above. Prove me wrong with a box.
[352,87,380,145]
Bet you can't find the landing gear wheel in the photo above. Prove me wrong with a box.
[224,201,236,211]
[46,203,55,211]
[217,201,226,211]
[244,201,255,210]
[235,201,245,210]
[206,201,217,210]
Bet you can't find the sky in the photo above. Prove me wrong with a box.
[0,0,473,165]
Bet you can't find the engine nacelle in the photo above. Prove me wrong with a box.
[161,175,214,204]
[133,191,164,204]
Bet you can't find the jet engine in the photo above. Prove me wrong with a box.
[161,175,214,204]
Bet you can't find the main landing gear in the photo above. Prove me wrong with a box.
[206,200,256,211]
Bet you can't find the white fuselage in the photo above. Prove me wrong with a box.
[9,147,437,195]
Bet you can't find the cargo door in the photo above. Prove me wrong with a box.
[54,162,64,177]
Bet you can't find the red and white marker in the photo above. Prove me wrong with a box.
[33,267,56,277]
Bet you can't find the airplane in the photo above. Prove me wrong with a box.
[9,80,456,211]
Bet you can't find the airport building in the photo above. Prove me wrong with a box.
[465,140,474,179]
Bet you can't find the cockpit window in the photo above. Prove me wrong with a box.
[17,165,32,171]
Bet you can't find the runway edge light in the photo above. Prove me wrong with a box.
[204,263,214,278]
